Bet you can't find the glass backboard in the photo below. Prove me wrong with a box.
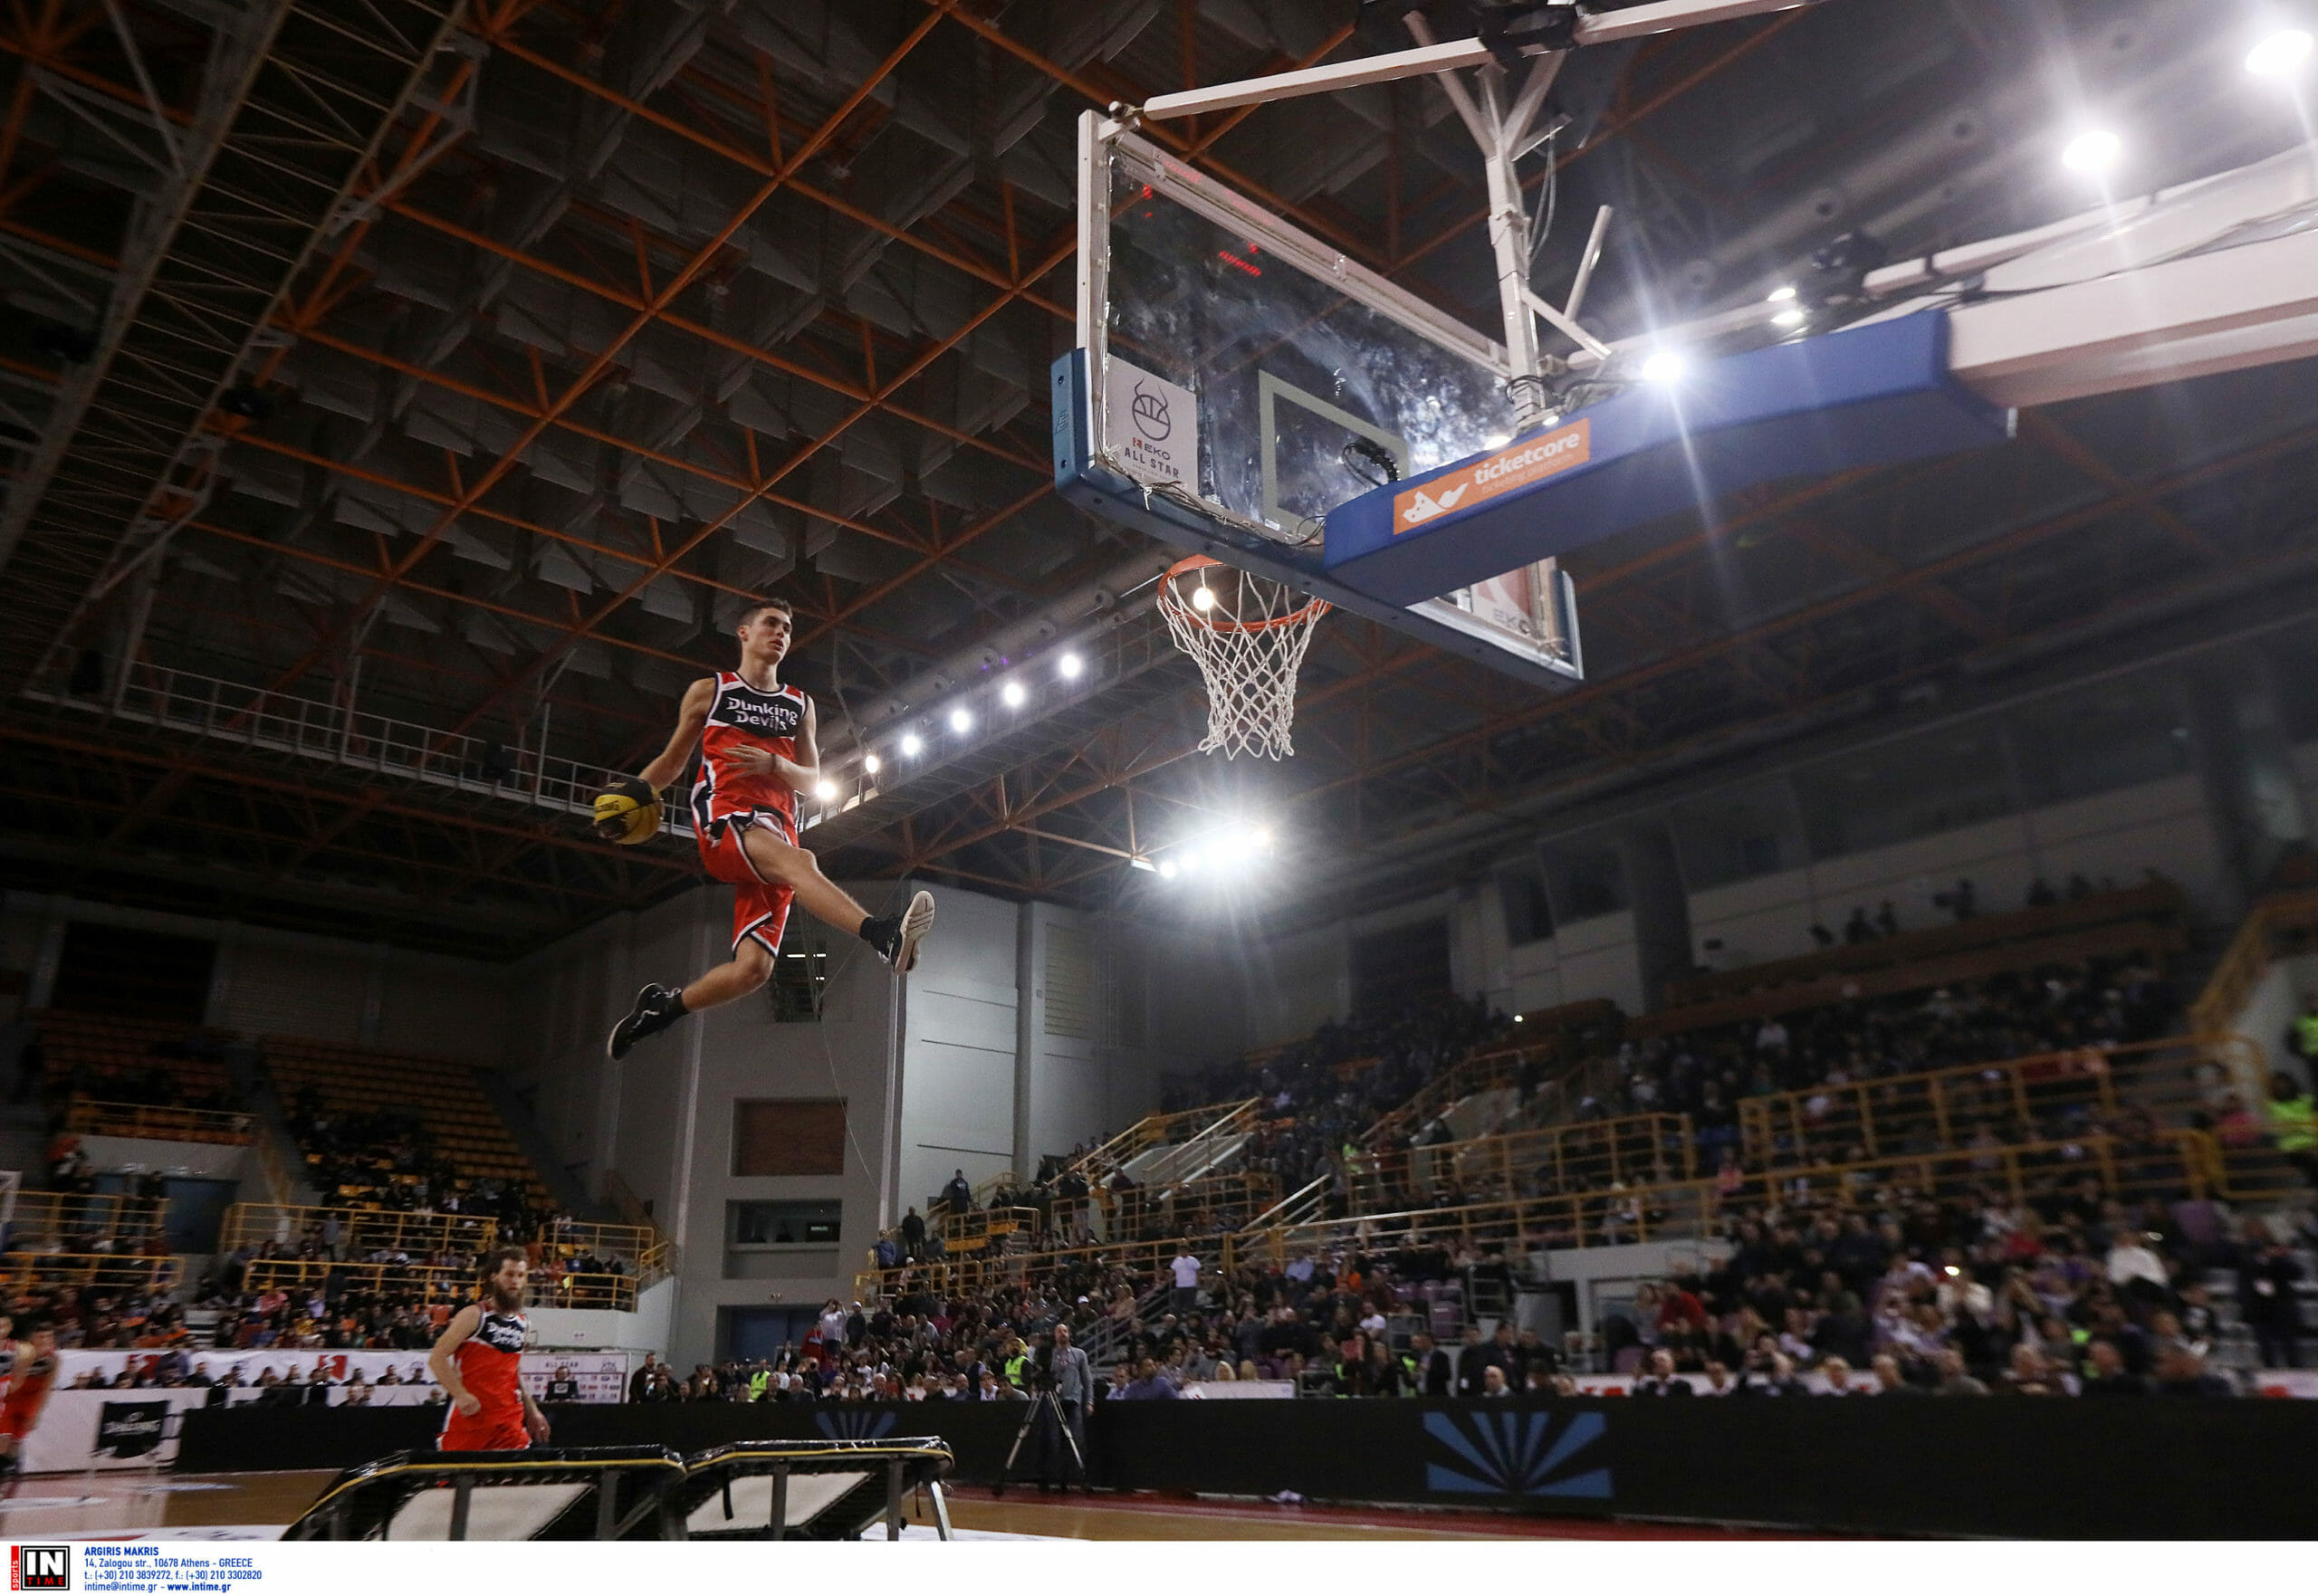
[1068,111,1582,682]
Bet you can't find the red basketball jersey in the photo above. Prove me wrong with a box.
[691,672,807,832]
[450,1307,528,1422]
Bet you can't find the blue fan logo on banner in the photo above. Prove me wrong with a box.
[1420,1410,1613,1499]
[815,1410,897,1441]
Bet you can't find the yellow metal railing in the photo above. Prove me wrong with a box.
[0,1252,182,1293]
[1344,1112,1694,1213]
[1733,1033,2257,1168]
[5,1192,163,1246]
[1086,1170,1280,1243]
[1363,999,1624,1152]
[1064,1098,1261,1185]
[1236,1131,2224,1271]
[2189,888,2318,1058]
[935,1205,1043,1253]
[532,1220,670,1285]
[64,1098,254,1145]
[221,1203,498,1257]
[243,1257,639,1314]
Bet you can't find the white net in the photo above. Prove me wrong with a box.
[1157,557,1329,760]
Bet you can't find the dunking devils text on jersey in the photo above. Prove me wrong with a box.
[692,671,807,831]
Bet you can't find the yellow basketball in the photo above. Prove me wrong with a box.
[592,777,662,845]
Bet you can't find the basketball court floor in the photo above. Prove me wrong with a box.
[0,1474,1812,1542]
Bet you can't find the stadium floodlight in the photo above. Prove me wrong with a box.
[947,706,972,733]
[2248,27,2313,75]
[1156,860,1178,880]
[1514,1013,1525,1023]
[1774,308,1807,329]
[1641,349,1688,383]
[1252,826,1274,849]
[813,779,838,802]
[1001,680,1028,709]
[900,732,924,758]
[863,753,882,775]
[1058,652,1084,680]
[1192,585,1216,612]
[1767,284,1797,301]
[1178,849,1202,874]
[2062,129,2122,174]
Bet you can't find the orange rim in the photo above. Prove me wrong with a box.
[1156,555,1329,635]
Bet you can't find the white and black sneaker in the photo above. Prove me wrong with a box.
[861,891,936,974]
[608,983,687,1061]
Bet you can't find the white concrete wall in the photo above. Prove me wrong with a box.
[1019,903,1104,1172]
[896,887,1020,1214]
[528,1276,676,1354]
[2227,951,2318,1095]
[508,880,902,1370]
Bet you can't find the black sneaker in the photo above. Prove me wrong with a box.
[864,891,936,974]
[607,983,685,1061]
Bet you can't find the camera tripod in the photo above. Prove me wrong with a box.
[991,1389,1089,1496]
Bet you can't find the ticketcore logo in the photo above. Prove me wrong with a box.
[1393,419,1592,534]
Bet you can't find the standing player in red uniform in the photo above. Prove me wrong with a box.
[0,1324,58,1485]
[429,1248,550,1452]
[599,596,934,1060]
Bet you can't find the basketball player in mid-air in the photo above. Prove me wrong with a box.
[0,1322,58,1486]
[597,595,934,1061]
[430,1247,551,1452]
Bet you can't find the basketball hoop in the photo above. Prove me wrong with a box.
[1157,556,1329,760]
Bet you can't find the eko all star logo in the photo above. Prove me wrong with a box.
[1394,418,1591,532]
[11,1545,69,1591]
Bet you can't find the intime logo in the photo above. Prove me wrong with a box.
[11,1545,69,1591]
[1394,418,1591,531]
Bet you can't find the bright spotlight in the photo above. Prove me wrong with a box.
[1001,681,1027,709]
[1767,284,1797,302]
[2061,129,2121,174]
[947,706,972,733]
[1179,850,1202,874]
[1156,859,1178,880]
[1514,1014,1526,1023]
[863,753,881,775]
[1640,349,1687,384]
[1483,433,1512,450]
[813,779,838,802]
[2248,28,2313,75]
[1058,652,1083,680]
[1191,585,1216,612]
[1773,308,1806,329]
[1252,826,1273,849]
[900,731,924,758]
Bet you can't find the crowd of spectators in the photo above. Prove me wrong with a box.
[193,1215,634,1351]
[1572,957,2180,1172]
[1166,996,1513,1201]
[282,1086,541,1236]
[1595,1159,2304,1395]
[60,1351,444,1404]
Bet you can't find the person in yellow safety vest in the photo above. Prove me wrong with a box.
[2268,1070,2318,1185]
[2291,996,2318,1068]
[1001,1334,1031,1392]
[747,1364,770,1401]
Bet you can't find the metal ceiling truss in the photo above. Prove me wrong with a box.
[0,0,470,692]
[5,0,2312,956]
